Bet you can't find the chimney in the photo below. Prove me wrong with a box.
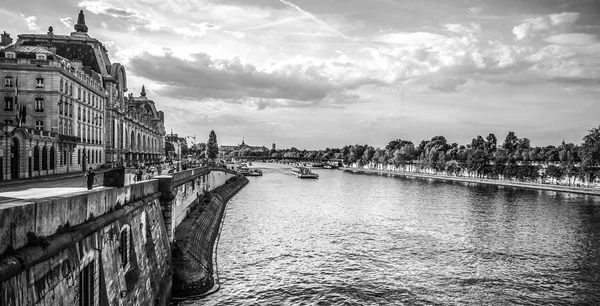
[1,31,13,47]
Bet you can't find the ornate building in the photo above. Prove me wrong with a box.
[219,139,269,157]
[0,10,165,180]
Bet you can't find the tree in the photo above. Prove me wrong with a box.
[503,131,518,154]
[206,130,219,162]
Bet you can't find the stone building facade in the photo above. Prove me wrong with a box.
[0,10,165,180]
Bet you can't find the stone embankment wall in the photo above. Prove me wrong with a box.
[0,166,244,306]
[172,174,248,298]
[0,181,172,306]
[344,167,600,196]
[158,167,237,243]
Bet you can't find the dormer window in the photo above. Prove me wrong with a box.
[36,77,44,88]
[5,52,15,58]
[36,54,46,60]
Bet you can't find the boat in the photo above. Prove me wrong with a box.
[288,166,319,179]
[238,165,251,175]
[244,169,263,176]
[311,163,324,168]
[323,164,339,169]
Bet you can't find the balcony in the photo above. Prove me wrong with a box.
[58,134,81,143]
[0,58,17,64]
[30,59,50,66]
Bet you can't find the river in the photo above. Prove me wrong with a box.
[180,162,600,306]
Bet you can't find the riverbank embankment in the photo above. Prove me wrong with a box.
[343,167,600,196]
[171,174,249,298]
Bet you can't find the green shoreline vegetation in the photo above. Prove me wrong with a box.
[260,125,600,188]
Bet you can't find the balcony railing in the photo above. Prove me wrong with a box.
[0,58,18,64]
[58,134,81,143]
[30,59,50,66]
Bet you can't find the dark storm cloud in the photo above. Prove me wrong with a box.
[127,52,385,104]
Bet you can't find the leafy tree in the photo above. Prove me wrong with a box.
[206,130,219,162]
[471,135,485,151]
[485,133,497,154]
[545,165,563,184]
[503,131,519,154]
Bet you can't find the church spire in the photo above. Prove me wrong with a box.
[141,85,147,97]
[74,10,88,33]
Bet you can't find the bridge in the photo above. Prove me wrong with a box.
[0,165,248,305]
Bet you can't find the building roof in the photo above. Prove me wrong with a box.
[3,45,55,54]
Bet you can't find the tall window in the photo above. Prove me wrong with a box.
[35,77,44,88]
[78,106,81,120]
[60,79,63,92]
[70,102,73,117]
[59,98,63,115]
[35,98,44,112]
[69,84,73,96]
[83,90,86,102]
[35,120,44,130]
[120,226,130,267]
[87,92,91,104]
[4,76,13,87]
[4,97,14,111]
[79,260,95,306]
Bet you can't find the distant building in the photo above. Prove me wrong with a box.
[272,143,276,150]
[219,139,268,157]
[165,132,187,159]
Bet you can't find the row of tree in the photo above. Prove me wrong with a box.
[267,127,600,186]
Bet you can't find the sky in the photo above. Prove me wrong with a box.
[2,0,600,149]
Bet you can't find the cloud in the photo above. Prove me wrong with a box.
[127,52,384,106]
[428,77,468,92]
[444,23,481,36]
[278,0,351,40]
[512,12,579,40]
[469,6,482,14]
[60,17,73,30]
[21,14,40,32]
[544,33,598,45]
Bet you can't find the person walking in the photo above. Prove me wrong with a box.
[84,167,97,190]
[135,167,143,182]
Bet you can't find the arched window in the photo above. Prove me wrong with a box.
[69,84,73,96]
[42,146,47,171]
[49,147,55,170]
[60,79,63,92]
[34,146,40,171]
[63,149,67,166]
[78,149,81,165]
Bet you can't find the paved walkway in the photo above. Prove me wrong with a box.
[343,167,600,196]
[0,172,106,205]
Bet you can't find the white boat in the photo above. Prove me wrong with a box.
[288,166,319,179]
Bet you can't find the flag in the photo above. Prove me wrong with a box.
[13,75,19,126]
[20,103,26,126]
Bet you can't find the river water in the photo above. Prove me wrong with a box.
[181,162,600,306]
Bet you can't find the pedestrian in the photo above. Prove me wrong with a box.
[135,167,143,182]
[84,167,97,190]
